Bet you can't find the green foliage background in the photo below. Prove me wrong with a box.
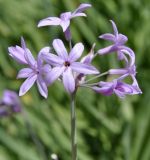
[0,0,149,160]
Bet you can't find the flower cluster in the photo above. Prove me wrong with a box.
[0,90,21,117]
[8,3,141,99]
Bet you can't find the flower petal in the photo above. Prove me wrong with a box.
[71,62,99,74]
[17,68,33,79]
[24,48,36,67]
[19,74,37,96]
[8,46,27,64]
[81,43,95,64]
[63,68,75,93]
[97,45,118,55]
[53,39,68,60]
[60,20,70,32]
[46,66,65,85]
[71,13,86,18]
[131,76,142,94]
[119,46,135,66]
[37,76,48,98]
[72,3,92,15]
[39,47,51,54]
[69,43,84,62]
[99,33,115,41]
[42,64,51,74]
[117,34,128,45]
[110,20,118,37]
[42,52,64,66]
[108,68,127,75]
[92,86,113,96]
[21,37,27,49]
[41,64,51,85]
[38,17,61,27]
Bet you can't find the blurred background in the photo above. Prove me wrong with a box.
[0,0,150,160]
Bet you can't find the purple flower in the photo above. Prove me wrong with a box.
[8,38,51,98]
[37,3,91,40]
[97,20,135,66]
[92,75,142,98]
[42,39,99,93]
[0,90,21,117]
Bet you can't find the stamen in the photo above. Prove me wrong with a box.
[64,61,70,67]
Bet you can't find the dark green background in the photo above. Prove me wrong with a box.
[0,0,149,160]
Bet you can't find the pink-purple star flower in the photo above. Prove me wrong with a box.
[38,3,91,40]
[92,75,142,98]
[42,39,99,93]
[97,20,135,66]
[8,38,51,98]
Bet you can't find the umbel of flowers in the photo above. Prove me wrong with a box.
[8,3,142,160]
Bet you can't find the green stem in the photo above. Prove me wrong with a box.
[69,40,72,50]
[83,71,109,84]
[70,92,77,160]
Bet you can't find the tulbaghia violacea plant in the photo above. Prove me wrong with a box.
[8,3,142,160]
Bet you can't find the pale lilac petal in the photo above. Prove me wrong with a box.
[72,3,92,15]
[8,46,27,64]
[110,20,118,37]
[99,33,115,41]
[114,90,126,98]
[97,45,118,55]
[108,69,127,75]
[42,53,64,66]
[21,37,26,49]
[64,27,71,41]
[24,48,36,67]
[117,34,128,45]
[60,12,72,21]
[92,86,113,96]
[38,17,61,27]
[81,43,95,64]
[60,12,71,32]
[116,82,133,93]
[60,20,70,32]
[37,76,48,98]
[52,39,68,60]
[131,76,142,94]
[37,52,44,69]
[63,68,75,93]
[19,74,37,96]
[99,81,113,87]
[41,64,52,85]
[71,62,99,74]
[42,64,51,74]
[119,46,135,66]
[46,66,65,85]
[69,43,84,62]
[71,13,86,18]
[17,68,33,79]
[39,47,51,54]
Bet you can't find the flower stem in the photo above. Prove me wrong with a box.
[69,40,72,50]
[83,71,109,84]
[70,92,77,160]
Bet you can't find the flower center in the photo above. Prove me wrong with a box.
[64,61,70,67]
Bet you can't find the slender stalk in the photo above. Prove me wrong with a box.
[70,92,77,160]
[83,71,109,84]
[69,40,72,50]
